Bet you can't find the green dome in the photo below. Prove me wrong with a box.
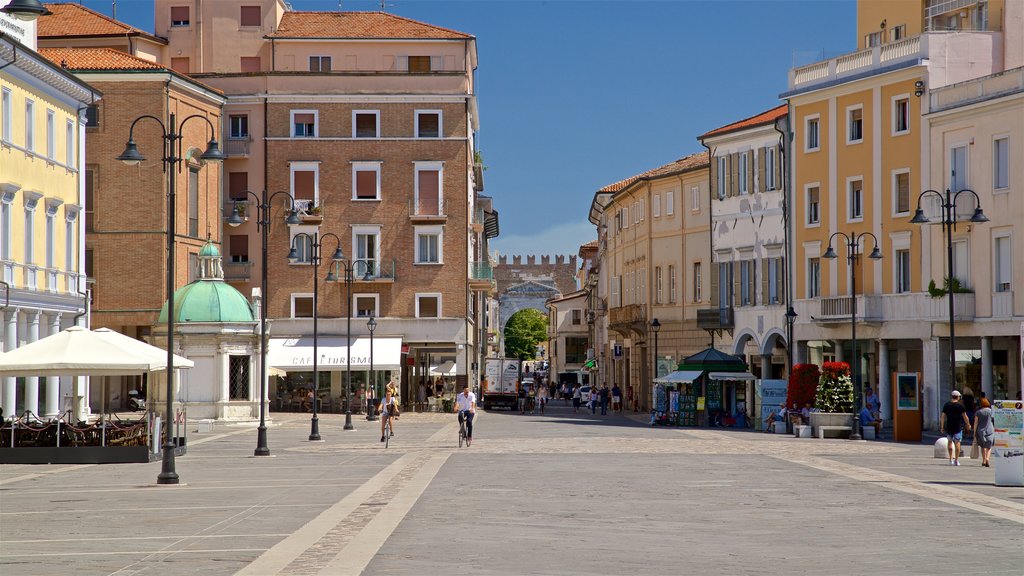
[158,281,254,323]
[198,242,221,258]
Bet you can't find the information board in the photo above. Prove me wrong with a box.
[992,400,1024,487]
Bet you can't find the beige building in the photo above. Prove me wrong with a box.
[589,152,711,411]
[545,290,588,378]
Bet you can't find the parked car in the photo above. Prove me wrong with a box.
[579,385,592,404]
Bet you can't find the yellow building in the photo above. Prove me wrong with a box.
[1,24,101,420]
[784,0,1023,428]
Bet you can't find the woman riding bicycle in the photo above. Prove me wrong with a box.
[379,385,399,442]
[453,384,477,446]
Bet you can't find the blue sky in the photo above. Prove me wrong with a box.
[79,0,856,257]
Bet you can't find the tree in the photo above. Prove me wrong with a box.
[504,309,548,360]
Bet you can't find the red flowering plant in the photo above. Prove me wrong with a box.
[787,364,820,409]
[815,361,853,412]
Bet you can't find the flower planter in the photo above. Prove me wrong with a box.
[300,214,323,225]
[809,412,853,438]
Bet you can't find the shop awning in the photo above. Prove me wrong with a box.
[267,337,402,371]
[654,370,704,384]
[429,360,456,376]
[708,371,756,381]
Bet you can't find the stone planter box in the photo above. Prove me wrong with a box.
[810,412,853,438]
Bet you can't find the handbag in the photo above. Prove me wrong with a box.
[970,439,980,460]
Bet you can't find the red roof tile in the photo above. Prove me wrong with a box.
[268,11,472,39]
[699,104,787,139]
[598,151,709,194]
[39,3,164,42]
[39,47,163,71]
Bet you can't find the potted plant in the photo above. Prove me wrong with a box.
[809,361,854,436]
[302,201,324,224]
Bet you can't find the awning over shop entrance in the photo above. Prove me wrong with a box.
[654,370,704,384]
[708,371,756,381]
[267,337,403,372]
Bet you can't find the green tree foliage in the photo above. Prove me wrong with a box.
[504,309,548,360]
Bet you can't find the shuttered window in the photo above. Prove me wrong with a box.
[229,172,248,200]
[409,56,431,72]
[807,186,820,224]
[895,171,910,214]
[293,170,315,200]
[354,112,378,138]
[229,235,249,263]
[240,6,261,27]
[416,112,440,138]
[292,112,315,137]
[355,168,379,200]
[171,6,190,26]
[417,169,440,215]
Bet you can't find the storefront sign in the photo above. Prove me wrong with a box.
[992,400,1024,486]
[696,396,705,411]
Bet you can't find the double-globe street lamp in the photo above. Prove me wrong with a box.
[117,113,225,484]
[823,231,883,441]
[288,232,344,441]
[227,192,301,456]
[366,316,377,422]
[910,189,987,401]
[320,252,369,432]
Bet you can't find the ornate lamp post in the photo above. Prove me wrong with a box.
[288,231,344,441]
[227,192,300,455]
[320,251,361,431]
[910,189,987,400]
[650,318,661,379]
[117,112,225,484]
[366,315,377,421]
[823,231,883,440]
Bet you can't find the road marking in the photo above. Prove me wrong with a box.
[233,453,413,576]
[5,533,291,544]
[318,452,450,575]
[1,549,269,558]
[0,464,94,486]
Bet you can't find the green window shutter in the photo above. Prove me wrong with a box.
[758,147,767,194]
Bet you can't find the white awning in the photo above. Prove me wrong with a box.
[654,370,704,384]
[708,371,756,381]
[268,337,402,371]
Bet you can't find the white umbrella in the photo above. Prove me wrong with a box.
[0,326,193,377]
[93,328,193,369]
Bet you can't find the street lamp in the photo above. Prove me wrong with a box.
[288,231,344,441]
[366,315,377,421]
[910,188,987,402]
[227,191,301,455]
[322,250,363,431]
[1,0,51,20]
[117,112,225,484]
[785,306,798,379]
[823,231,883,441]
[650,318,661,379]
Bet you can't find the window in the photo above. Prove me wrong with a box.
[291,110,317,138]
[170,57,189,73]
[170,6,190,26]
[740,260,755,306]
[84,248,93,279]
[353,226,380,277]
[414,226,442,264]
[808,258,821,298]
[610,275,620,308]
[84,168,95,232]
[865,31,882,47]
[571,309,582,325]
[408,56,431,72]
[950,144,968,191]
[718,262,733,307]
[739,152,749,195]
[994,236,1011,292]
[289,232,313,264]
[765,146,777,191]
[352,162,381,201]
[84,103,99,128]
[622,206,629,228]
[652,194,661,218]
[65,218,74,272]
[848,178,863,220]
[23,205,34,264]
[639,198,645,221]
[0,198,10,263]
[691,186,700,211]
[848,106,863,143]
[993,137,1009,190]
[665,191,674,215]
[291,164,318,205]
[565,336,587,364]
[228,172,248,201]
[229,235,249,263]
[229,356,250,400]
[807,185,820,224]
[353,111,379,138]
[766,257,781,304]
[229,115,249,139]
[240,57,261,72]
[415,111,441,138]
[45,210,54,270]
[416,294,441,318]
[894,170,910,214]
[890,24,906,41]
[354,294,379,317]
[655,267,663,303]
[188,252,198,283]
[893,97,910,134]
[717,156,727,198]
[45,109,54,160]
[25,99,33,152]
[240,5,261,27]
[1,88,11,142]
[65,119,74,166]
[806,116,820,151]
[952,239,969,287]
[415,163,443,216]
[292,294,314,318]
[188,168,199,237]
[896,249,911,293]
[633,202,640,224]
[309,56,332,72]
[689,263,698,303]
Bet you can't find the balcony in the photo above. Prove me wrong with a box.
[813,295,884,323]
[609,304,647,334]
[223,138,251,157]
[409,198,447,223]
[794,292,977,324]
[469,261,495,292]
[992,291,1013,318]
[930,67,1024,113]
[697,307,735,330]
[349,259,395,283]
[223,200,251,223]
[224,261,252,282]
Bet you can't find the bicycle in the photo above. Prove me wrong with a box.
[383,415,393,448]
[458,410,472,448]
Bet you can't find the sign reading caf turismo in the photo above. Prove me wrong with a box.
[0,0,38,50]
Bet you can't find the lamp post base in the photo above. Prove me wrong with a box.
[254,425,270,456]
[849,420,863,441]
[344,411,354,430]
[157,443,179,484]
[308,415,321,441]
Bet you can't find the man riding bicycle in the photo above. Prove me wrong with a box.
[379,385,398,442]
[454,384,476,446]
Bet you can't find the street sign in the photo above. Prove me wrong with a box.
[613,344,623,358]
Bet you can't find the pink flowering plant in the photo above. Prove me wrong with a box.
[815,361,853,412]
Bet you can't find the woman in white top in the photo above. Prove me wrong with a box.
[379,387,398,442]
[538,384,548,415]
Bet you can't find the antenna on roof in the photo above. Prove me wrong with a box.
[111,0,117,19]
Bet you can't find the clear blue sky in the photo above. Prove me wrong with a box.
[80,0,856,257]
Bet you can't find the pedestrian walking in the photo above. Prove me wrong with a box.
[518,384,527,414]
[562,383,570,405]
[972,398,995,467]
[940,390,972,466]
[538,384,548,415]
[599,384,610,416]
[588,387,597,414]
[572,384,581,413]
[611,383,622,413]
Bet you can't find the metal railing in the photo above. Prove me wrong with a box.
[470,261,493,281]
[697,307,734,330]
[223,261,253,281]
[223,138,251,156]
[609,304,647,326]
[409,198,447,218]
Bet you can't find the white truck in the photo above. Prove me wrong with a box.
[482,358,521,410]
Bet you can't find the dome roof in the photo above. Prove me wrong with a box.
[158,280,254,324]
[198,242,221,258]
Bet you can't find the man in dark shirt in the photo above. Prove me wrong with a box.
[940,390,972,466]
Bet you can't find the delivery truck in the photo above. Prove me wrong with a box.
[482,358,521,410]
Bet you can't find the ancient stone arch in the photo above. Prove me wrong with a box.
[493,254,578,337]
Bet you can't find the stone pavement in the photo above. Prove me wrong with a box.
[0,405,1021,576]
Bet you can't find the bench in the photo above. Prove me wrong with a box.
[794,424,812,438]
[773,421,788,434]
[817,425,852,439]
[862,425,876,440]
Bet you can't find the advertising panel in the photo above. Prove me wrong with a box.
[992,400,1024,487]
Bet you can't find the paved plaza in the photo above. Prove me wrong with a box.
[1,403,1021,576]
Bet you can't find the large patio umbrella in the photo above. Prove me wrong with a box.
[93,328,192,369]
[0,326,194,377]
